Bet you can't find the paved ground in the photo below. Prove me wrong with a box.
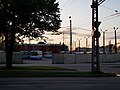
[16,59,120,74]
[0,77,120,90]
[1,59,120,74]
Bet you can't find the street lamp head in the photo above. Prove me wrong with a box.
[114,27,115,30]
[115,10,118,13]
[100,29,107,32]
[84,36,90,39]
[69,16,71,19]
[114,27,118,30]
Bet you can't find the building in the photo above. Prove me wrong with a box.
[15,44,63,53]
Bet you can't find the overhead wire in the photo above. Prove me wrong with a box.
[60,0,70,8]
[59,0,120,37]
[73,27,91,31]
[102,15,120,22]
[60,26,91,31]
[100,0,111,7]
[80,11,120,31]
[101,6,116,12]
[81,0,117,26]
[60,0,76,9]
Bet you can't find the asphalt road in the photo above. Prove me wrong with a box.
[0,77,120,90]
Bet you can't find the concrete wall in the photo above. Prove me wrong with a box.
[12,52,23,64]
[0,53,6,63]
[64,54,75,64]
[1,52,120,64]
[53,54,64,64]
[53,53,120,64]
[0,52,23,64]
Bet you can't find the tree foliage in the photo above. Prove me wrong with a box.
[0,0,61,68]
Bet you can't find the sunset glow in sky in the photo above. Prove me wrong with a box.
[30,0,120,49]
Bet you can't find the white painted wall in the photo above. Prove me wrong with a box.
[1,53,120,64]
[53,53,120,64]
[0,52,23,64]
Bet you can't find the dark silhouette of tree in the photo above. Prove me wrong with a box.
[109,44,113,54]
[0,0,61,69]
[61,43,69,51]
[0,33,4,50]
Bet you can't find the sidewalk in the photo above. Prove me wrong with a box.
[1,60,120,74]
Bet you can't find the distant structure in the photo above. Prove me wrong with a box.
[15,43,63,53]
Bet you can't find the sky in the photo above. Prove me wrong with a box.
[31,0,120,49]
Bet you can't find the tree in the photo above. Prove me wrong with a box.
[0,33,4,50]
[0,0,61,69]
[61,43,69,51]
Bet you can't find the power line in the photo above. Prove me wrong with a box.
[80,12,120,28]
[59,26,91,31]
[101,6,116,12]
[100,13,115,20]
[101,13,120,22]
[61,0,70,8]
[100,0,111,6]
[61,0,76,9]
[73,27,91,31]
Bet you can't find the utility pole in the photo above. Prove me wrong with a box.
[84,36,89,53]
[91,0,105,73]
[69,16,72,54]
[79,39,80,52]
[114,27,118,54]
[101,29,107,54]
[74,41,76,51]
[78,38,82,52]
[63,30,65,51]
[109,40,112,54]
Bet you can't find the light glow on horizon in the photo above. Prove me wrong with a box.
[28,0,120,49]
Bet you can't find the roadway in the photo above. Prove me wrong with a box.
[0,77,120,90]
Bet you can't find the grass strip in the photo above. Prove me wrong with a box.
[112,66,120,68]
[0,66,116,77]
[0,70,116,77]
[0,66,76,70]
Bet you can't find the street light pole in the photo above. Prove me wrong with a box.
[78,38,82,52]
[101,29,107,54]
[63,30,65,51]
[114,27,118,54]
[69,16,72,54]
[74,41,76,51]
[84,36,89,53]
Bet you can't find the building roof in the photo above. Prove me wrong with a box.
[17,44,62,47]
